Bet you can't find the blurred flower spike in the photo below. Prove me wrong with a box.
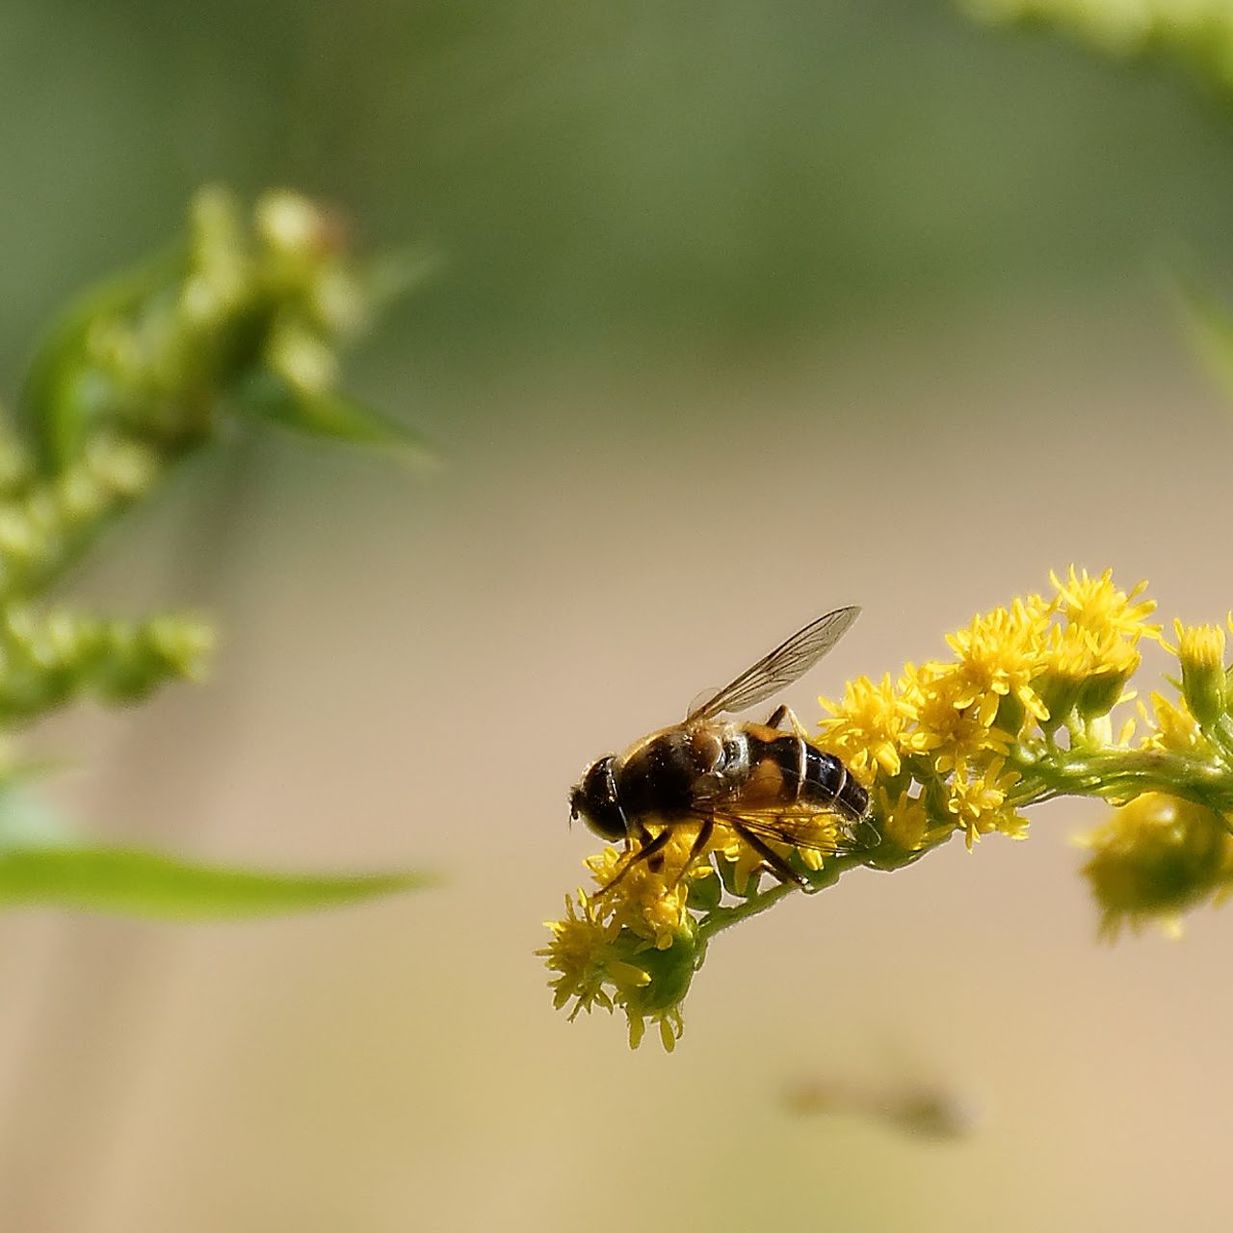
[0,188,433,920]
[0,187,428,739]
[542,570,1233,1050]
[22,185,429,473]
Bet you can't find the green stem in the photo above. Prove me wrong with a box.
[1010,745,1233,814]
[1207,714,1233,766]
[698,852,868,939]
[699,880,796,938]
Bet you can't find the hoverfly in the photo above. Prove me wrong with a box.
[569,607,873,892]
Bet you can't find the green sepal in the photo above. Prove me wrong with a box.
[993,692,1025,737]
[236,369,433,461]
[1076,670,1127,719]
[798,854,847,892]
[1034,672,1082,732]
[624,930,698,1015]
[713,848,761,899]
[683,867,722,912]
[0,844,435,919]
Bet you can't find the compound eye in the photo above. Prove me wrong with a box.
[579,757,626,841]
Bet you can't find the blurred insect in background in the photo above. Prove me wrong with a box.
[784,1073,983,1140]
[569,607,875,892]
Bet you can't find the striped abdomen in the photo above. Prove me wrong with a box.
[741,727,868,820]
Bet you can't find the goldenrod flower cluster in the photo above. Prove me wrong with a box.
[542,570,1233,1051]
[819,568,1157,854]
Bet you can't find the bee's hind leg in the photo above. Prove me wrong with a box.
[765,705,810,738]
[730,822,814,893]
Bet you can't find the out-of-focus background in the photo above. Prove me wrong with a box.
[0,2,1231,1229]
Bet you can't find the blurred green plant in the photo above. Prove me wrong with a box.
[0,186,430,918]
[963,0,1233,95]
[964,3,1233,502]
[543,570,1233,1050]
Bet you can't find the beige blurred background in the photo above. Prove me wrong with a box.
[0,2,1232,1230]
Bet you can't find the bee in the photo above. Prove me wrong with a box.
[569,607,873,893]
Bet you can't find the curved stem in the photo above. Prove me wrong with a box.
[1011,746,1233,813]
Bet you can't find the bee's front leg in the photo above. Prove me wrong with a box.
[636,820,670,873]
[597,824,673,896]
[666,816,714,889]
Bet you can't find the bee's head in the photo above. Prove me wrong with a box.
[569,756,627,841]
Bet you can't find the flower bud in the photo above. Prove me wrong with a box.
[1175,621,1227,727]
[1080,792,1229,936]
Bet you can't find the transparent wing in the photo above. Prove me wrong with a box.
[687,606,861,720]
[696,804,861,854]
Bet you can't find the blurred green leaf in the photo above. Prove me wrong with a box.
[19,254,181,473]
[1175,276,1233,406]
[0,845,434,919]
[237,368,434,461]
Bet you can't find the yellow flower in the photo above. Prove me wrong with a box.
[819,673,916,780]
[538,892,646,1019]
[877,785,952,853]
[1139,691,1208,756]
[905,664,1012,773]
[1050,566,1159,642]
[945,757,1026,849]
[627,1007,685,1052]
[1037,623,1140,718]
[1173,620,1227,670]
[585,837,695,950]
[943,598,1050,728]
[539,876,701,1050]
[1078,793,1232,939]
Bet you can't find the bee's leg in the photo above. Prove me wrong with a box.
[596,826,674,897]
[730,822,814,893]
[765,705,810,738]
[646,832,667,874]
[667,817,714,889]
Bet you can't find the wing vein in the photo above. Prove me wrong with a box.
[687,606,860,720]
